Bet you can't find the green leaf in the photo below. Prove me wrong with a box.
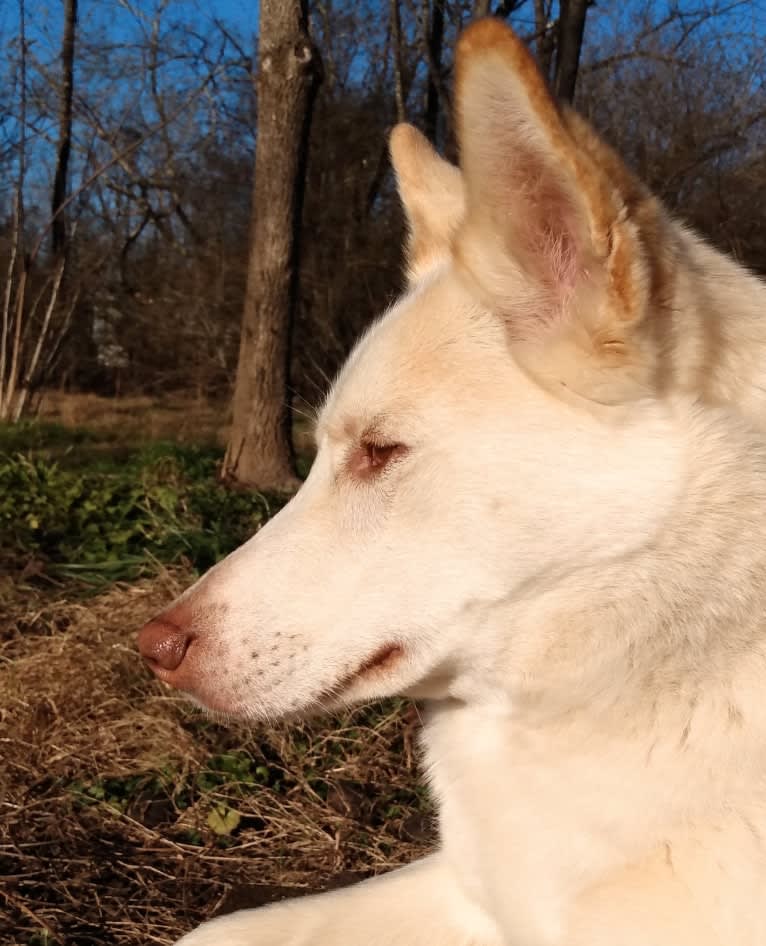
[206,804,241,836]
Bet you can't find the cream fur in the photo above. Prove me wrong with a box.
[142,19,766,946]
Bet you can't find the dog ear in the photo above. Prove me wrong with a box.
[389,124,465,283]
[453,19,662,347]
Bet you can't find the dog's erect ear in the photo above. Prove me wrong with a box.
[453,19,663,347]
[389,124,465,283]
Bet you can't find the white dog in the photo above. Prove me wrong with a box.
[139,18,766,945]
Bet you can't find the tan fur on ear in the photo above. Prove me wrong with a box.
[453,19,675,401]
[455,20,618,256]
[452,18,674,400]
[389,124,465,283]
[561,107,674,324]
[560,108,650,213]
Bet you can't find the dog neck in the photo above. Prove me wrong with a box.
[449,403,766,736]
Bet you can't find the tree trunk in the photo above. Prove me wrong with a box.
[52,0,77,258]
[390,0,406,123]
[424,0,445,142]
[222,0,321,492]
[534,0,556,85]
[553,0,589,103]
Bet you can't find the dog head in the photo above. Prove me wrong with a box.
[138,20,681,719]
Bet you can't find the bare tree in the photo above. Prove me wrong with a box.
[391,0,407,122]
[424,0,446,141]
[0,0,28,422]
[222,0,322,491]
[51,0,77,258]
[473,1,526,21]
[553,0,589,101]
[0,0,232,418]
[0,0,762,419]
[533,0,556,83]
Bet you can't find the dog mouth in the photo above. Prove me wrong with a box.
[322,642,406,703]
[160,640,408,719]
[351,642,405,679]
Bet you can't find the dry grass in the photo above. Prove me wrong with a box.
[34,390,317,455]
[36,391,229,446]
[0,571,432,945]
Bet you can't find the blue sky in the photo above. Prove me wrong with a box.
[0,1,260,70]
[212,0,259,36]
[0,0,267,213]
[3,0,763,69]
[2,0,762,208]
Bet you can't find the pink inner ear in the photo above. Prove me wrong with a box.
[465,95,586,307]
[535,215,581,297]
[505,155,583,299]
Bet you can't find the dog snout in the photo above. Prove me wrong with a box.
[138,613,193,676]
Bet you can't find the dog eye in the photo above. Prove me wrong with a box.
[349,441,408,477]
[368,442,405,467]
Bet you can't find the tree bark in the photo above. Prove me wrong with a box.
[424,0,445,142]
[391,0,406,123]
[52,0,77,258]
[534,0,556,85]
[474,0,524,17]
[222,0,321,492]
[553,0,589,103]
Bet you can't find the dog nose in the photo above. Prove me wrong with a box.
[138,615,193,672]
